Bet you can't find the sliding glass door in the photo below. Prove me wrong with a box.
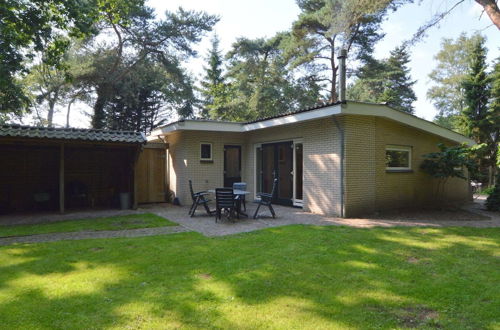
[256,140,302,206]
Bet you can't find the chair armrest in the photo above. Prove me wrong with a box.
[194,191,209,197]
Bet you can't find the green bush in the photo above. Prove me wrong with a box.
[485,178,500,211]
[479,186,495,195]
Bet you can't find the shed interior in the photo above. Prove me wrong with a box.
[0,141,136,214]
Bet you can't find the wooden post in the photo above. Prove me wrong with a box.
[132,146,141,209]
[59,143,65,213]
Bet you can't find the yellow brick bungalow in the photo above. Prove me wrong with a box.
[148,100,475,217]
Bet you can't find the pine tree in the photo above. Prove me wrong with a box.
[199,34,227,119]
[461,38,496,185]
[487,58,500,183]
[348,46,416,114]
[461,39,490,141]
[379,46,417,113]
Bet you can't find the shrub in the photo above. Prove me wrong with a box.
[479,186,495,195]
[485,177,500,211]
[421,144,476,200]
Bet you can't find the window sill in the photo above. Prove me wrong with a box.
[200,160,214,164]
[386,169,413,173]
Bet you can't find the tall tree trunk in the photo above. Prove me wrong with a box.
[66,98,75,128]
[47,97,56,127]
[92,85,111,129]
[475,0,500,30]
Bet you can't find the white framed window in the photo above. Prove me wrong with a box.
[200,143,212,161]
[385,145,411,170]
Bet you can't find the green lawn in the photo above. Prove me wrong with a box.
[0,213,176,238]
[0,225,499,329]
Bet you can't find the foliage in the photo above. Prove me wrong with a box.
[461,40,499,186]
[223,34,321,121]
[286,0,407,102]
[84,4,218,128]
[99,59,194,133]
[0,0,99,115]
[485,176,500,211]
[348,46,416,113]
[198,34,229,119]
[23,63,70,127]
[478,185,495,196]
[421,143,476,200]
[0,213,175,238]
[461,39,491,141]
[489,57,500,171]
[427,33,485,132]
[0,226,499,328]
[421,144,476,180]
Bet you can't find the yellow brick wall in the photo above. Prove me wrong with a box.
[166,118,343,216]
[245,118,343,215]
[166,131,246,205]
[344,115,377,216]
[344,115,470,217]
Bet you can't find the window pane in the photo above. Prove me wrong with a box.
[386,150,409,168]
[201,144,211,159]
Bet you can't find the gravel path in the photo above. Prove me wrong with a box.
[0,226,189,246]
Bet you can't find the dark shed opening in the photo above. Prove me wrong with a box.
[0,125,146,215]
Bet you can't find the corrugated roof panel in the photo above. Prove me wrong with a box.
[0,125,146,144]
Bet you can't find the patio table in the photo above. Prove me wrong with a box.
[208,189,250,218]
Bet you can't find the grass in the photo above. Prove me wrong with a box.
[0,213,176,238]
[0,225,499,329]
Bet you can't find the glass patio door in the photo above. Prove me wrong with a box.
[257,141,294,206]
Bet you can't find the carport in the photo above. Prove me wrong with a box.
[0,125,146,214]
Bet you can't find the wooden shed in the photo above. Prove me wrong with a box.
[0,124,147,214]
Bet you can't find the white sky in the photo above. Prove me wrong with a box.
[49,0,499,127]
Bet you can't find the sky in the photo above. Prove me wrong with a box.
[49,0,499,127]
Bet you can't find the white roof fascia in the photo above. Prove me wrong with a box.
[148,102,474,146]
[147,121,243,141]
[342,102,475,145]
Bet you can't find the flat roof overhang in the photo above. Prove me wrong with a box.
[148,102,475,146]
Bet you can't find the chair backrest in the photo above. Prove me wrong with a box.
[188,180,196,201]
[215,188,235,208]
[270,178,278,198]
[233,182,247,191]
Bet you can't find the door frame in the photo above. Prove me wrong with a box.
[292,139,303,207]
[223,145,242,187]
[254,138,303,207]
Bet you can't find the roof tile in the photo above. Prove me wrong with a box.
[0,125,146,144]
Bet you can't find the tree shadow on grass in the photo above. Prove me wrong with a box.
[0,226,499,329]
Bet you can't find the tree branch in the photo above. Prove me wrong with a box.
[475,0,500,29]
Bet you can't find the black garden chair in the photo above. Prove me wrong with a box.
[215,188,237,222]
[188,180,214,217]
[232,182,247,211]
[253,178,278,219]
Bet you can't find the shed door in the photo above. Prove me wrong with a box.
[137,148,166,203]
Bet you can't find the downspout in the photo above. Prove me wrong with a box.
[333,117,345,218]
[334,49,347,218]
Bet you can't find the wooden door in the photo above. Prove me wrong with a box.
[224,145,241,187]
[137,148,166,203]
